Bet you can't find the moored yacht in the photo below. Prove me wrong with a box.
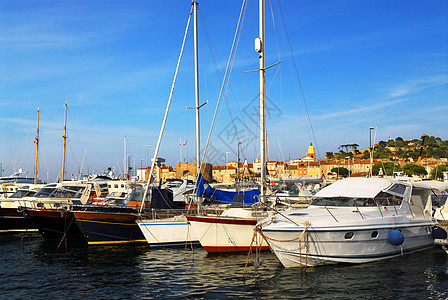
[0,184,44,233]
[21,178,120,239]
[259,177,436,268]
[71,183,153,245]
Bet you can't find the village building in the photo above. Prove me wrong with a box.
[176,162,213,182]
[212,165,237,183]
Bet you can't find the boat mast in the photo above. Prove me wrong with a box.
[257,0,267,199]
[34,108,39,184]
[61,101,67,181]
[193,0,201,177]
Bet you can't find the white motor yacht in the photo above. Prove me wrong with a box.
[259,177,436,268]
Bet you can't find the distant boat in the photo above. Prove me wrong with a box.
[259,177,436,267]
[0,169,41,185]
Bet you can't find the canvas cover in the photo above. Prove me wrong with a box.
[195,173,260,205]
[314,177,396,199]
[149,187,184,209]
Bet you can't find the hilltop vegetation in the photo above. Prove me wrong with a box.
[326,135,448,161]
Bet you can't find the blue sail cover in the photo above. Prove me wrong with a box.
[195,173,260,205]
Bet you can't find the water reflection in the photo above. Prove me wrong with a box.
[1,235,448,299]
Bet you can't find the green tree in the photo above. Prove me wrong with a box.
[325,152,334,160]
[361,150,370,159]
[395,137,406,148]
[430,164,447,180]
[402,164,427,177]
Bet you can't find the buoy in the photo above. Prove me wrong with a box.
[432,226,448,240]
[388,229,404,246]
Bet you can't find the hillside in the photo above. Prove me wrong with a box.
[325,135,448,161]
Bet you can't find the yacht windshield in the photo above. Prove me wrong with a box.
[49,186,86,199]
[312,197,371,207]
[9,189,36,199]
[34,187,57,198]
[274,183,300,195]
[101,191,129,206]
[312,192,403,207]
[128,187,151,202]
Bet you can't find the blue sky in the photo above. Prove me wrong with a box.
[1,0,447,181]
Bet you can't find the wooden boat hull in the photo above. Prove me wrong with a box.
[24,209,85,242]
[72,210,146,245]
[0,207,37,233]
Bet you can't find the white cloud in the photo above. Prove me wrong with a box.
[388,75,448,98]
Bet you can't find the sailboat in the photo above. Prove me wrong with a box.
[0,108,43,233]
[186,0,274,253]
[136,1,204,248]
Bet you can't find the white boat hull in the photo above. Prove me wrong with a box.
[187,214,269,253]
[137,215,199,247]
[262,224,435,267]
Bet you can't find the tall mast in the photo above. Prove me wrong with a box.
[61,101,67,181]
[193,1,201,177]
[34,108,40,184]
[257,0,267,198]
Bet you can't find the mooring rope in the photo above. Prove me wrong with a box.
[243,220,311,276]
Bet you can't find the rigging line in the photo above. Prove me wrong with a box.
[8,118,34,168]
[198,7,230,157]
[274,0,309,140]
[200,0,247,167]
[199,8,224,87]
[275,0,322,161]
[268,0,282,62]
[199,6,247,146]
[37,142,50,182]
[185,29,194,162]
[241,0,257,132]
[140,5,193,213]
[66,105,85,156]
[219,1,249,127]
[206,0,251,154]
[42,105,64,128]
[200,4,246,129]
[268,0,284,150]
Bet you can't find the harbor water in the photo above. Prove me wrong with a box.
[2,233,448,299]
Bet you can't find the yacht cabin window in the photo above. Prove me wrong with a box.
[49,186,86,198]
[312,192,403,207]
[10,189,35,198]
